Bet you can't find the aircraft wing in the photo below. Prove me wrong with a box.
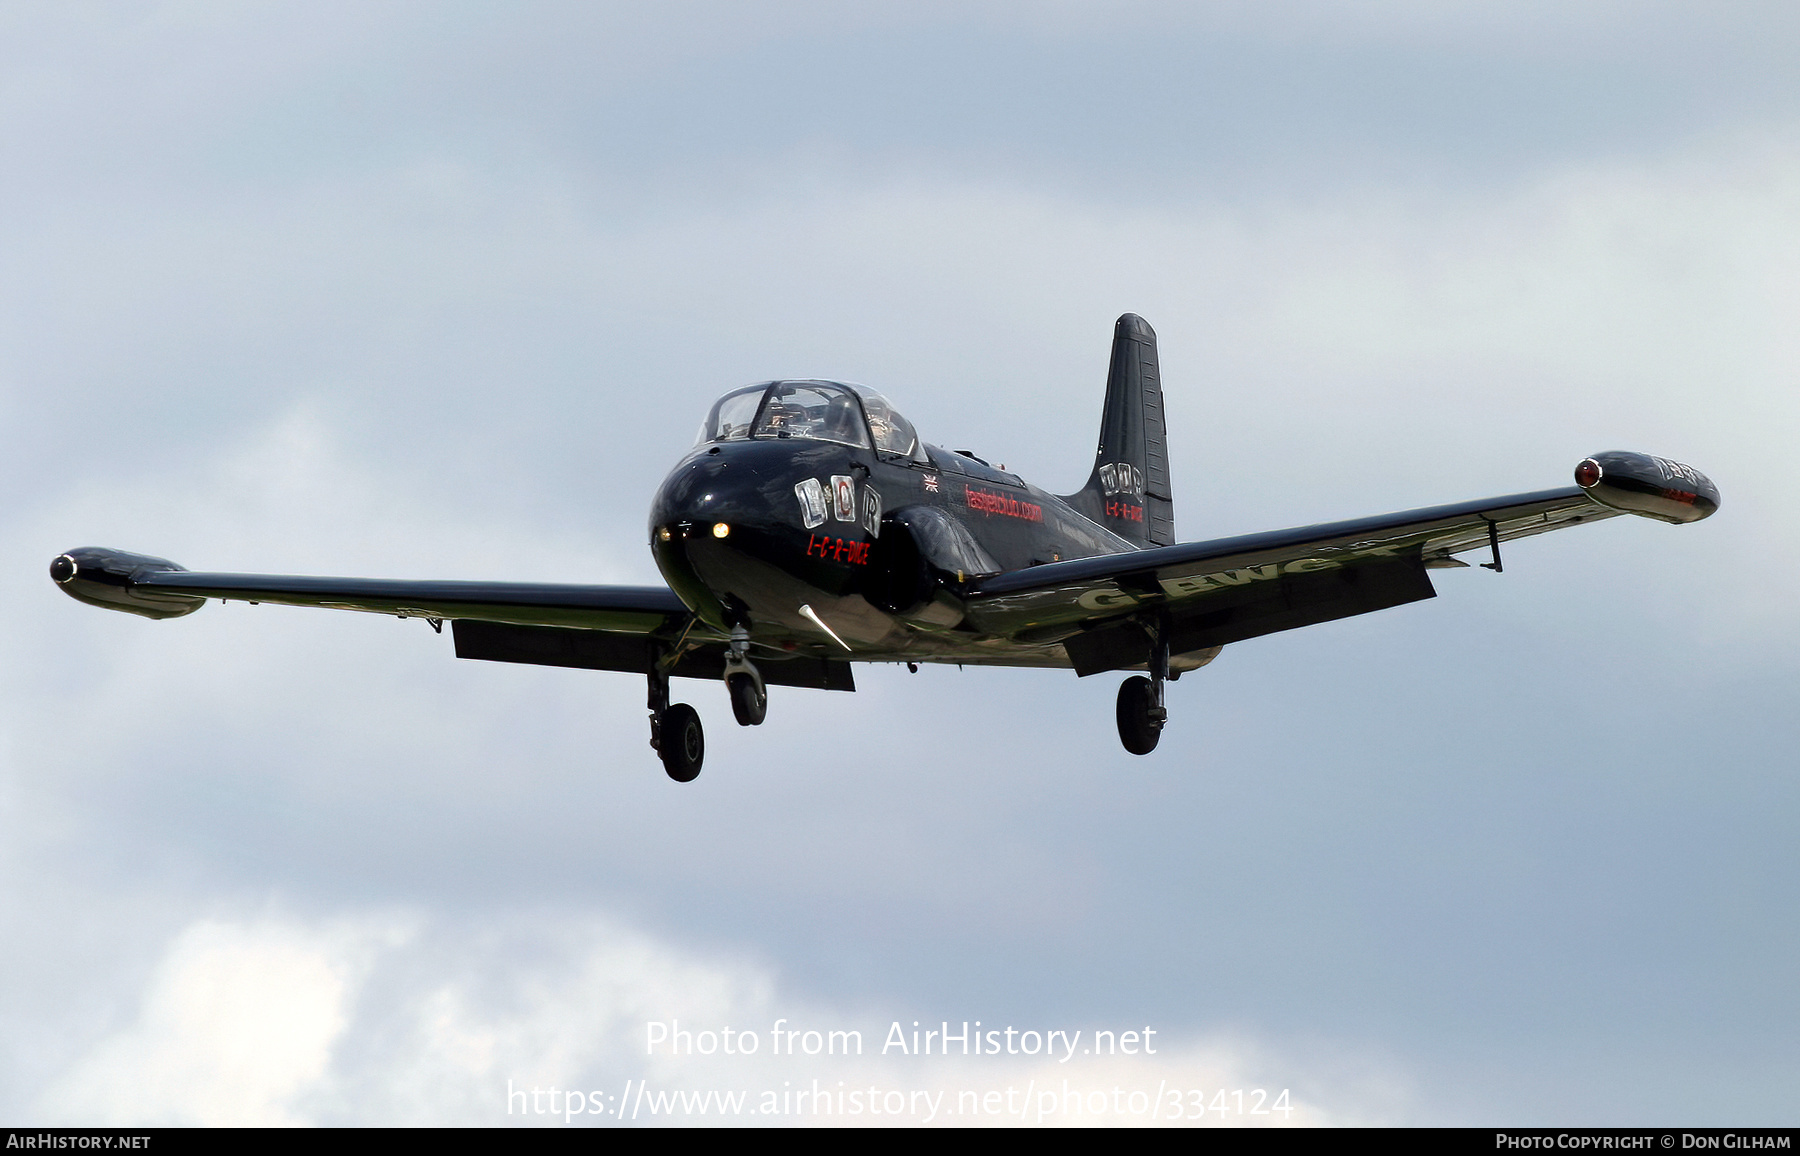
[962,452,1717,676]
[49,547,689,630]
[48,547,855,692]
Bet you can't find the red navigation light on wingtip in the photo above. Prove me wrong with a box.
[1574,451,1718,524]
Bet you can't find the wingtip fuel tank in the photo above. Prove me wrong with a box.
[50,547,205,619]
[1575,452,1719,524]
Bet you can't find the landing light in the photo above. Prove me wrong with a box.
[657,527,672,542]
[712,523,731,539]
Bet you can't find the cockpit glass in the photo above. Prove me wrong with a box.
[851,387,920,459]
[697,380,924,455]
[753,383,870,447]
[699,381,875,449]
[701,385,766,444]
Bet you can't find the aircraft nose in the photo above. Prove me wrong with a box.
[650,452,742,536]
[648,441,788,554]
[649,449,786,625]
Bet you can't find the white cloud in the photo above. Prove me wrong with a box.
[38,917,384,1126]
[34,911,1403,1126]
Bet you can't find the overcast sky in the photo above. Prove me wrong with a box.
[2,0,1797,1126]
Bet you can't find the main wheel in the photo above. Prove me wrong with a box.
[727,672,767,726]
[659,703,704,781]
[1116,675,1162,755]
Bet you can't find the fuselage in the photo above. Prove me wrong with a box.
[648,380,1135,666]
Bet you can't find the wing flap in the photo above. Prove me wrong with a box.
[452,620,855,690]
[1061,554,1436,675]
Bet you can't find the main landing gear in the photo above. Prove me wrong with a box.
[647,668,703,782]
[647,629,767,783]
[1115,622,1171,756]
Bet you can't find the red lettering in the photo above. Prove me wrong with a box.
[803,536,871,566]
[964,486,1043,522]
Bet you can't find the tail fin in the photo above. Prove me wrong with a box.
[1061,313,1176,547]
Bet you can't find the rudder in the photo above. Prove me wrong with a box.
[1061,313,1175,547]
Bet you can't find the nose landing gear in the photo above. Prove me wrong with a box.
[727,672,767,726]
[724,625,767,727]
[1115,621,1170,756]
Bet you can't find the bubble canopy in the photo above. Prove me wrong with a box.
[697,380,923,460]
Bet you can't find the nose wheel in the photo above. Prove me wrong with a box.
[723,624,767,727]
[728,672,767,726]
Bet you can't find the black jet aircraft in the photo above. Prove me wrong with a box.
[52,315,1719,782]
